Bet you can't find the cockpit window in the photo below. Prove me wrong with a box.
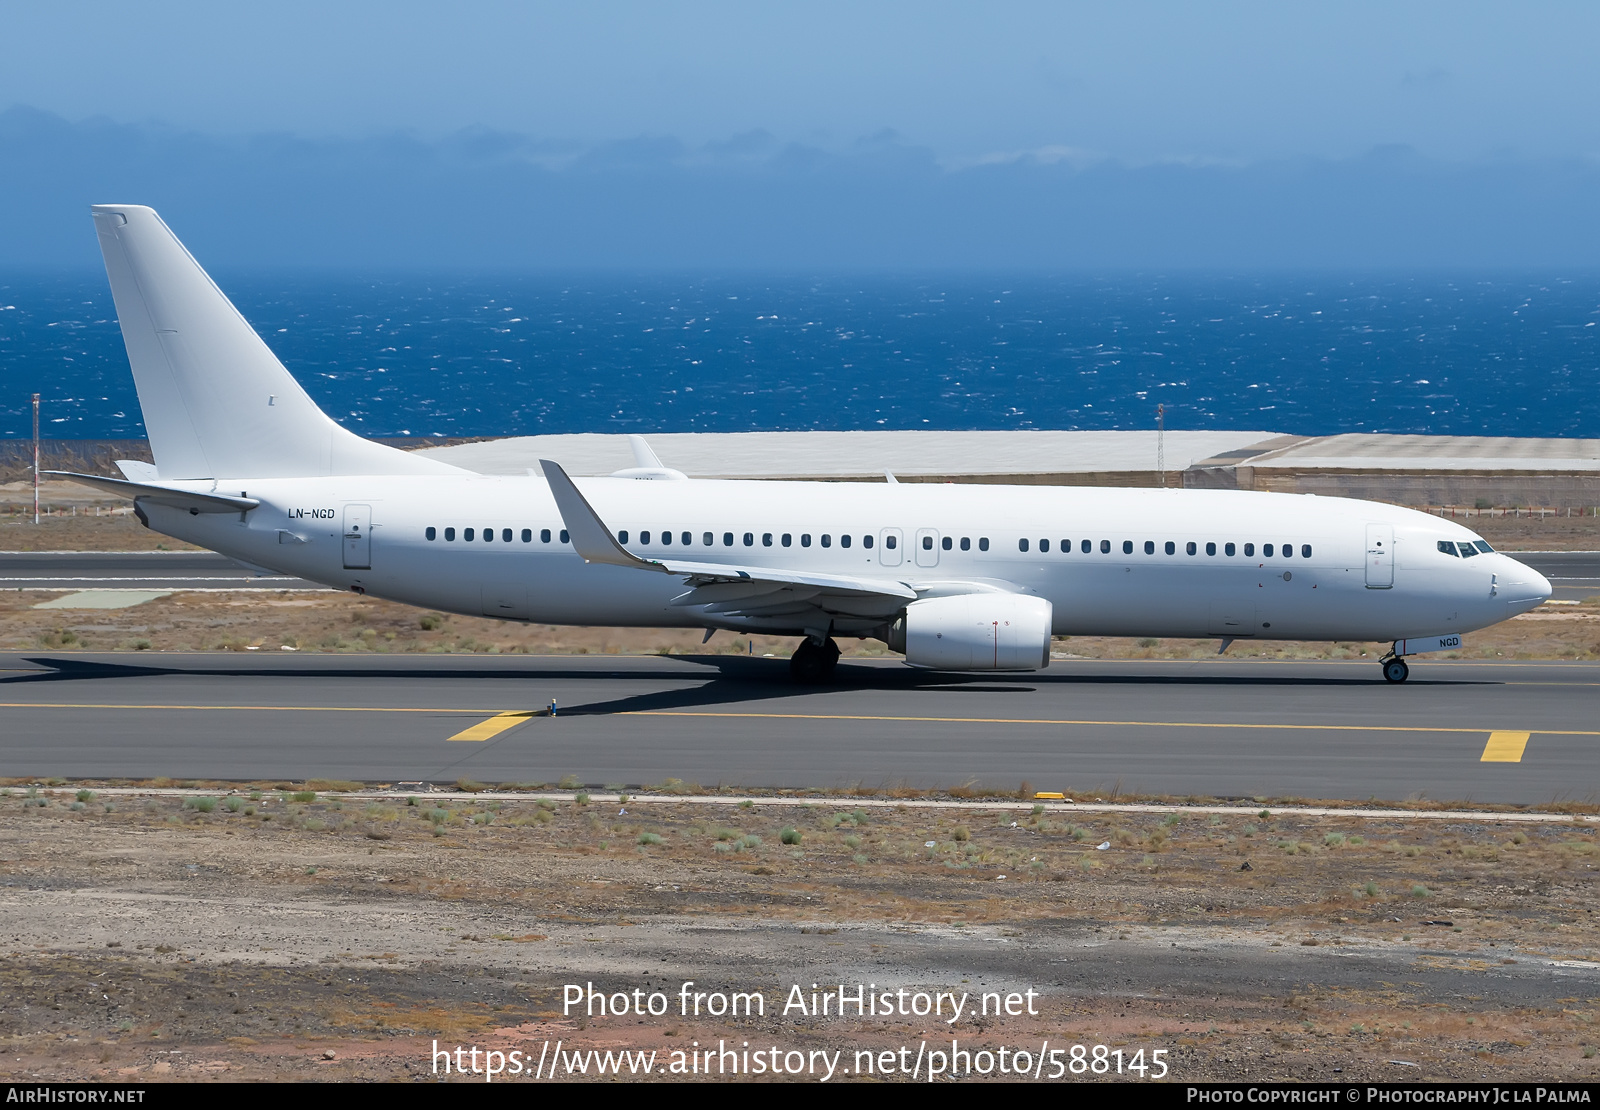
[1458,542,1478,558]
[1437,540,1459,557]
[1473,540,1494,554]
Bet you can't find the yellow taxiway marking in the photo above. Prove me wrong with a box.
[0,705,1586,751]
[622,710,1593,737]
[1480,731,1532,763]
[0,703,496,714]
[446,711,539,742]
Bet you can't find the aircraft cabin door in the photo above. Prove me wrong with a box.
[343,504,372,570]
[915,528,940,567]
[1364,523,1393,589]
[878,528,903,567]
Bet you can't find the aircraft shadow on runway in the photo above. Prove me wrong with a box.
[3,655,1487,719]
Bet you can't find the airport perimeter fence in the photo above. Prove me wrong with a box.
[1426,505,1599,519]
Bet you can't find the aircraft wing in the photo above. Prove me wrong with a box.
[539,459,916,604]
[45,471,260,514]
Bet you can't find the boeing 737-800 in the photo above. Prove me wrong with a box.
[54,205,1552,684]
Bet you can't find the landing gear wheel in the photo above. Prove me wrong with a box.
[789,637,840,684]
[1381,657,1410,684]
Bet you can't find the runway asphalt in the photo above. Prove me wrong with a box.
[0,651,1595,806]
[0,551,325,591]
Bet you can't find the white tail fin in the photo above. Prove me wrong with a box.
[91,205,464,480]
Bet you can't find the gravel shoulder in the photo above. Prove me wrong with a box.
[0,787,1596,1082]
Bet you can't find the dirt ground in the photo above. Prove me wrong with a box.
[0,787,1595,1082]
[6,586,1598,662]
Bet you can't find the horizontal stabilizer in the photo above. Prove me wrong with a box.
[115,459,159,481]
[45,471,259,514]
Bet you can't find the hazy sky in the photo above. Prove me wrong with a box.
[4,1,1598,163]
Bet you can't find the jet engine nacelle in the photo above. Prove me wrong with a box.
[892,593,1053,671]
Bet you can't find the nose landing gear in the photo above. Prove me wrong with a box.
[789,637,841,684]
[1380,655,1410,684]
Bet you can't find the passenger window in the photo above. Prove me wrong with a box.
[886,535,898,550]
[1186,541,1197,555]
[1123,540,1134,554]
[1018,538,1030,552]
[662,531,672,545]
[1263,544,1273,557]
[801,534,812,548]
[641,530,652,544]
[445,527,456,541]
[483,527,493,542]
[425,526,436,541]
[1437,540,1458,557]
[464,528,475,541]
[703,532,714,546]
[1281,541,1291,557]
[723,532,734,546]
[1040,539,1050,553]
[782,533,792,547]
[960,537,971,551]
[745,533,755,546]
[1225,542,1235,556]
[923,535,934,550]
[1099,540,1110,553]
[1144,541,1155,555]
[618,530,630,544]
[1082,539,1091,554]
[521,528,532,543]
[681,532,691,545]
[941,536,951,550]
[978,537,988,551]
[540,528,551,543]
[864,535,874,549]
[502,528,512,542]
[1301,544,1312,558]
[1164,541,1175,555]
[1244,543,1255,556]
[1205,542,1215,556]
[820,534,830,548]
[1060,539,1069,553]
[763,533,773,547]
[560,529,570,543]
[841,534,852,548]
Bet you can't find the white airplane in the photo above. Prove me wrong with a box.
[55,205,1552,684]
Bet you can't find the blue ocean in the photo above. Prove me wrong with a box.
[1,271,1597,441]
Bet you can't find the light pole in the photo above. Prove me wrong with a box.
[32,392,40,525]
[1156,403,1165,488]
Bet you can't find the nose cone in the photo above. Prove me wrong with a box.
[1499,556,1553,615]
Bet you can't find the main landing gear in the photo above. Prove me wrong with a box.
[789,637,840,684]
[1380,655,1410,684]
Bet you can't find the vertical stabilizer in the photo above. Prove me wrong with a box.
[91,205,464,480]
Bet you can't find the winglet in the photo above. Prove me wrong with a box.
[611,434,687,479]
[539,459,665,572]
[628,435,664,469]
